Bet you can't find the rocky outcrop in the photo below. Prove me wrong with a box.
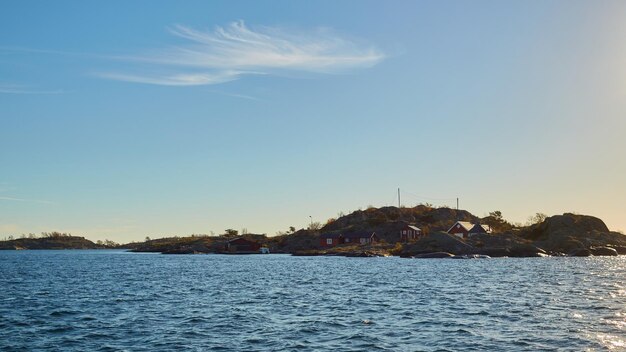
[321,206,478,244]
[590,247,618,256]
[400,232,475,257]
[400,233,550,258]
[509,244,547,257]
[611,246,626,255]
[162,248,198,255]
[451,254,492,259]
[395,214,626,258]
[344,251,386,258]
[466,233,540,257]
[270,230,319,252]
[569,248,592,257]
[522,213,626,254]
[413,252,454,258]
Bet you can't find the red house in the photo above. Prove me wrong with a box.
[225,237,262,253]
[400,224,422,242]
[320,233,343,247]
[446,221,491,239]
[320,232,379,247]
[343,232,378,245]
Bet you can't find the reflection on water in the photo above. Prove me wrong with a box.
[0,251,624,351]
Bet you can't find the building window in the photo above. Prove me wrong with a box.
[326,238,333,245]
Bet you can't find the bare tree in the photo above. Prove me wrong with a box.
[308,222,322,231]
[225,229,238,237]
[527,213,548,225]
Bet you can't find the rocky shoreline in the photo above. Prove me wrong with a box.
[2,210,625,259]
[282,213,626,259]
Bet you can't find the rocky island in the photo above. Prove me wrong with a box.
[2,206,625,257]
[116,206,626,257]
[0,232,120,250]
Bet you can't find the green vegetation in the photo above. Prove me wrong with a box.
[1,206,624,257]
[481,210,514,233]
[0,232,120,250]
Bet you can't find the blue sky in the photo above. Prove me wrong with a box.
[2,1,625,242]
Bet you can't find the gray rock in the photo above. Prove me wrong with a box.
[590,247,618,256]
[478,247,510,257]
[569,248,592,257]
[414,252,454,259]
[509,244,546,257]
[610,246,626,255]
[451,254,491,259]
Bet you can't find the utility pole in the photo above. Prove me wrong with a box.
[398,188,401,208]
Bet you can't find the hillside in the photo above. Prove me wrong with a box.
[128,234,275,254]
[320,205,478,243]
[2,206,623,256]
[0,235,102,250]
[277,206,626,257]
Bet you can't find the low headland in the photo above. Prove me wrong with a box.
[1,206,625,258]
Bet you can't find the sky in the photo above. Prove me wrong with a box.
[1,1,625,242]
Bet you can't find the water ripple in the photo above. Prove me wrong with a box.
[1,252,625,351]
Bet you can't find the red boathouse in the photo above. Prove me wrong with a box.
[225,237,262,253]
[446,221,491,239]
[400,224,422,242]
[320,233,343,247]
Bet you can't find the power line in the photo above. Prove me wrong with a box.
[400,189,456,202]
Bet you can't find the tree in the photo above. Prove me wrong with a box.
[527,213,547,225]
[482,210,512,233]
[145,236,151,242]
[308,222,322,231]
[104,240,118,247]
[225,229,238,237]
[289,226,296,233]
[489,211,503,222]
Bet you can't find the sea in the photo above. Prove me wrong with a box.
[0,250,624,351]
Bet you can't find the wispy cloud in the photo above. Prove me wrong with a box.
[0,196,55,205]
[96,70,244,86]
[96,21,385,86]
[206,89,266,102]
[0,83,64,95]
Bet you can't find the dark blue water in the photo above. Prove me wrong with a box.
[1,251,624,351]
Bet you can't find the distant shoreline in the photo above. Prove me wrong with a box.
[2,207,625,258]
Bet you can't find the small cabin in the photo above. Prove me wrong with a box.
[320,233,343,247]
[400,224,422,242]
[446,221,491,239]
[225,237,262,253]
[343,232,378,245]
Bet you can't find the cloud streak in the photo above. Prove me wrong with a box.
[0,196,55,205]
[97,21,385,86]
[0,83,64,94]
